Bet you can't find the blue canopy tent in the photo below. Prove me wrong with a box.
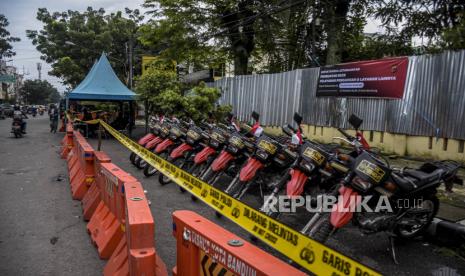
[67,53,136,101]
[66,53,137,135]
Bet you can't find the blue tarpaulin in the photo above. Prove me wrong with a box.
[67,53,136,101]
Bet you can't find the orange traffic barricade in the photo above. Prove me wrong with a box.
[172,210,306,276]
[104,181,167,276]
[69,132,95,200]
[81,151,111,221]
[87,162,136,259]
[60,123,74,159]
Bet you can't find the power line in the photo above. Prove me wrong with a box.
[209,0,308,40]
[217,0,290,29]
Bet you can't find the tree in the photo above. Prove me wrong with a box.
[0,14,20,59]
[374,0,465,52]
[19,79,60,105]
[134,64,180,114]
[142,0,266,75]
[26,7,145,88]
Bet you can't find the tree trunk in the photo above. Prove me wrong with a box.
[324,0,350,65]
[233,45,250,75]
[220,1,255,75]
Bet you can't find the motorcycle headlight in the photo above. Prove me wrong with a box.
[257,150,269,160]
[300,160,315,173]
[228,145,238,154]
[351,176,373,192]
[210,140,219,148]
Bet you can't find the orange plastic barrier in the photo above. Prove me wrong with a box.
[69,131,95,200]
[60,123,74,159]
[81,151,111,221]
[172,210,306,276]
[87,162,137,259]
[59,117,65,132]
[104,181,167,276]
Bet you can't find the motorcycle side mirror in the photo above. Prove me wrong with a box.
[251,111,260,121]
[293,112,303,125]
[348,114,363,130]
[287,124,296,132]
[282,125,294,137]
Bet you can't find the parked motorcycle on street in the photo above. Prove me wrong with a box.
[260,114,370,219]
[223,132,295,201]
[143,121,187,178]
[158,124,209,185]
[302,126,461,263]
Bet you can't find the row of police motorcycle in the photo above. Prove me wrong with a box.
[129,112,462,263]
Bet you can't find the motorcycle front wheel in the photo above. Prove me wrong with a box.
[306,213,333,244]
[188,163,208,201]
[159,157,185,186]
[144,151,167,177]
[225,176,250,200]
[129,152,137,165]
[394,195,438,239]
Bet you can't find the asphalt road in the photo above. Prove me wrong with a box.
[1,116,464,276]
[0,115,104,275]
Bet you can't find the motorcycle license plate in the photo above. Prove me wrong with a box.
[171,127,182,137]
[187,129,200,140]
[303,147,325,165]
[161,126,170,136]
[211,132,225,143]
[356,159,385,183]
[229,136,244,149]
[258,140,277,155]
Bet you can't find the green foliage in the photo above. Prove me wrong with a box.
[0,14,20,59]
[441,19,465,50]
[183,83,222,122]
[135,66,225,122]
[26,7,145,88]
[374,0,465,53]
[19,79,60,105]
[154,89,187,118]
[134,64,179,108]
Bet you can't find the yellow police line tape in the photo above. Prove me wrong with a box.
[94,119,381,276]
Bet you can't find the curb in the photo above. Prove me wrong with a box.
[427,218,465,245]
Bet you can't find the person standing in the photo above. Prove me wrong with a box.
[48,104,59,133]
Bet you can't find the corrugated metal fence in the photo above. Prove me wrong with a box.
[210,50,465,140]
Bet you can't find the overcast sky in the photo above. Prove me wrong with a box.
[1,0,381,93]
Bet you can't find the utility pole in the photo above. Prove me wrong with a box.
[128,38,134,89]
[37,62,42,80]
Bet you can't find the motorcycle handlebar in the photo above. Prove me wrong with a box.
[337,128,353,140]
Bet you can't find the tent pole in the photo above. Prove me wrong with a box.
[145,100,149,134]
[129,100,134,137]
[65,96,69,125]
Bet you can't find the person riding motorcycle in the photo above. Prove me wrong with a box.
[12,105,28,133]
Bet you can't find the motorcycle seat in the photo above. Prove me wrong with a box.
[393,168,444,191]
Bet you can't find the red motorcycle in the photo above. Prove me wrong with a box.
[130,132,156,165]
[201,131,255,187]
[188,126,230,179]
[223,134,295,201]
[261,114,370,219]
[158,124,209,185]
[143,122,186,177]
[135,122,170,169]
